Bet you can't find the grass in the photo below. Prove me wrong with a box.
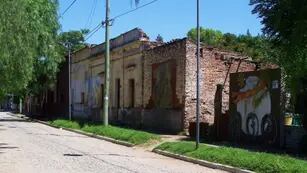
[49,119,160,145]
[156,142,307,173]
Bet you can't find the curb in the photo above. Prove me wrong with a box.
[7,112,252,173]
[153,149,254,173]
[8,112,134,147]
[36,120,134,147]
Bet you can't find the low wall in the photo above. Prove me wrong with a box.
[284,125,306,152]
[109,108,183,133]
[142,109,183,133]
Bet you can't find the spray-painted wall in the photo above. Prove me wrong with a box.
[229,69,281,145]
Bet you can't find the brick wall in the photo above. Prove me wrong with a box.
[142,39,187,132]
[184,40,256,130]
[143,39,186,109]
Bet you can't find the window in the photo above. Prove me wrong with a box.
[128,79,135,108]
[81,92,85,104]
[115,79,120,108]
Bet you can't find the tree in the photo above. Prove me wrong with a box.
[188,27,223,46]
[251,0,307,97]
[187,27,268,60]
[250,0,307,47]
[0,0,60,99]
[26,29,90,107]
[156,34,164,43]
[58,29,90,54]
[233,33,268,61]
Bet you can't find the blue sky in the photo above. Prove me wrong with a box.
[59,0,263,44]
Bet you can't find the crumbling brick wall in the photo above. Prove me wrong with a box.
[184,40,256,130]
[141,39,187,132]
[143,39,186,109]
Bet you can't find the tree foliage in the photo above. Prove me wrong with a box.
[188,27,223,47]
[187,27,268,60]
[250,0,307,47]
[58,29,90,54]
[250,0,307,96]
[0,0,60,98]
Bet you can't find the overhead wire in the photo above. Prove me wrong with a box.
[84,0,98,29]
[85,23,104,41]
[85,0,159,42]
[112,0,158,20]
[60,0,78,18]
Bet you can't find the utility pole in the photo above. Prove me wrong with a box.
[196,0,200,149]
[103,0,110,126]
[68,42,72,121]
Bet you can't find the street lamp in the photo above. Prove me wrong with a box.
[196,0,200,149]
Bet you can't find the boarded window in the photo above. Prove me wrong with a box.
[115,79,120,108]
[128,79,135,108]
[81,92,85,104]
[152,60,176,108]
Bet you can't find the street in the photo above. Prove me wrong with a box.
[0,112,224,173]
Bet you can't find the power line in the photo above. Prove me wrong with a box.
[85,24,103,41]
[86,22,103,36]
[84,0,98,29]
[112,0,158,20]
[60,0,78,18]
[85,0,158,42]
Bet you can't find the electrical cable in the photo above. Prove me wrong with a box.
[84,0,98,29]
[60,0,78,18]
[112,0,158,20]
[85,24,104,41]
[85,0,159,41]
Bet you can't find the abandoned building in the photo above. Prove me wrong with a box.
[65,28,266,133]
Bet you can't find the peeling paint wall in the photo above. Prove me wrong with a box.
[71,47,91,118]
[71,28,150,121]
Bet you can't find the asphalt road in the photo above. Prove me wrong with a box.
[0,112,225,173]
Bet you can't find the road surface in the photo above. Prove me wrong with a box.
[0,112,225,173]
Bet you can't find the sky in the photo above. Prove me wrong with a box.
[59,0,263,44]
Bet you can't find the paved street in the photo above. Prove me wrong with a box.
[0,112,224,173]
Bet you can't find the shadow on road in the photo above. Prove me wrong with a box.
[63,153,83,157]
[0,146,18,149]
[0,142,18,154]
[26,132,89,138]
[0,119,31,122]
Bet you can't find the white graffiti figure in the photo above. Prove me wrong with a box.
[234,76,271,136]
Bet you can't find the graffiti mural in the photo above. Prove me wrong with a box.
[229,69,281,145]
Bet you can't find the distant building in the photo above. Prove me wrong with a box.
[66,28,262,133]
[40,28,273,133]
